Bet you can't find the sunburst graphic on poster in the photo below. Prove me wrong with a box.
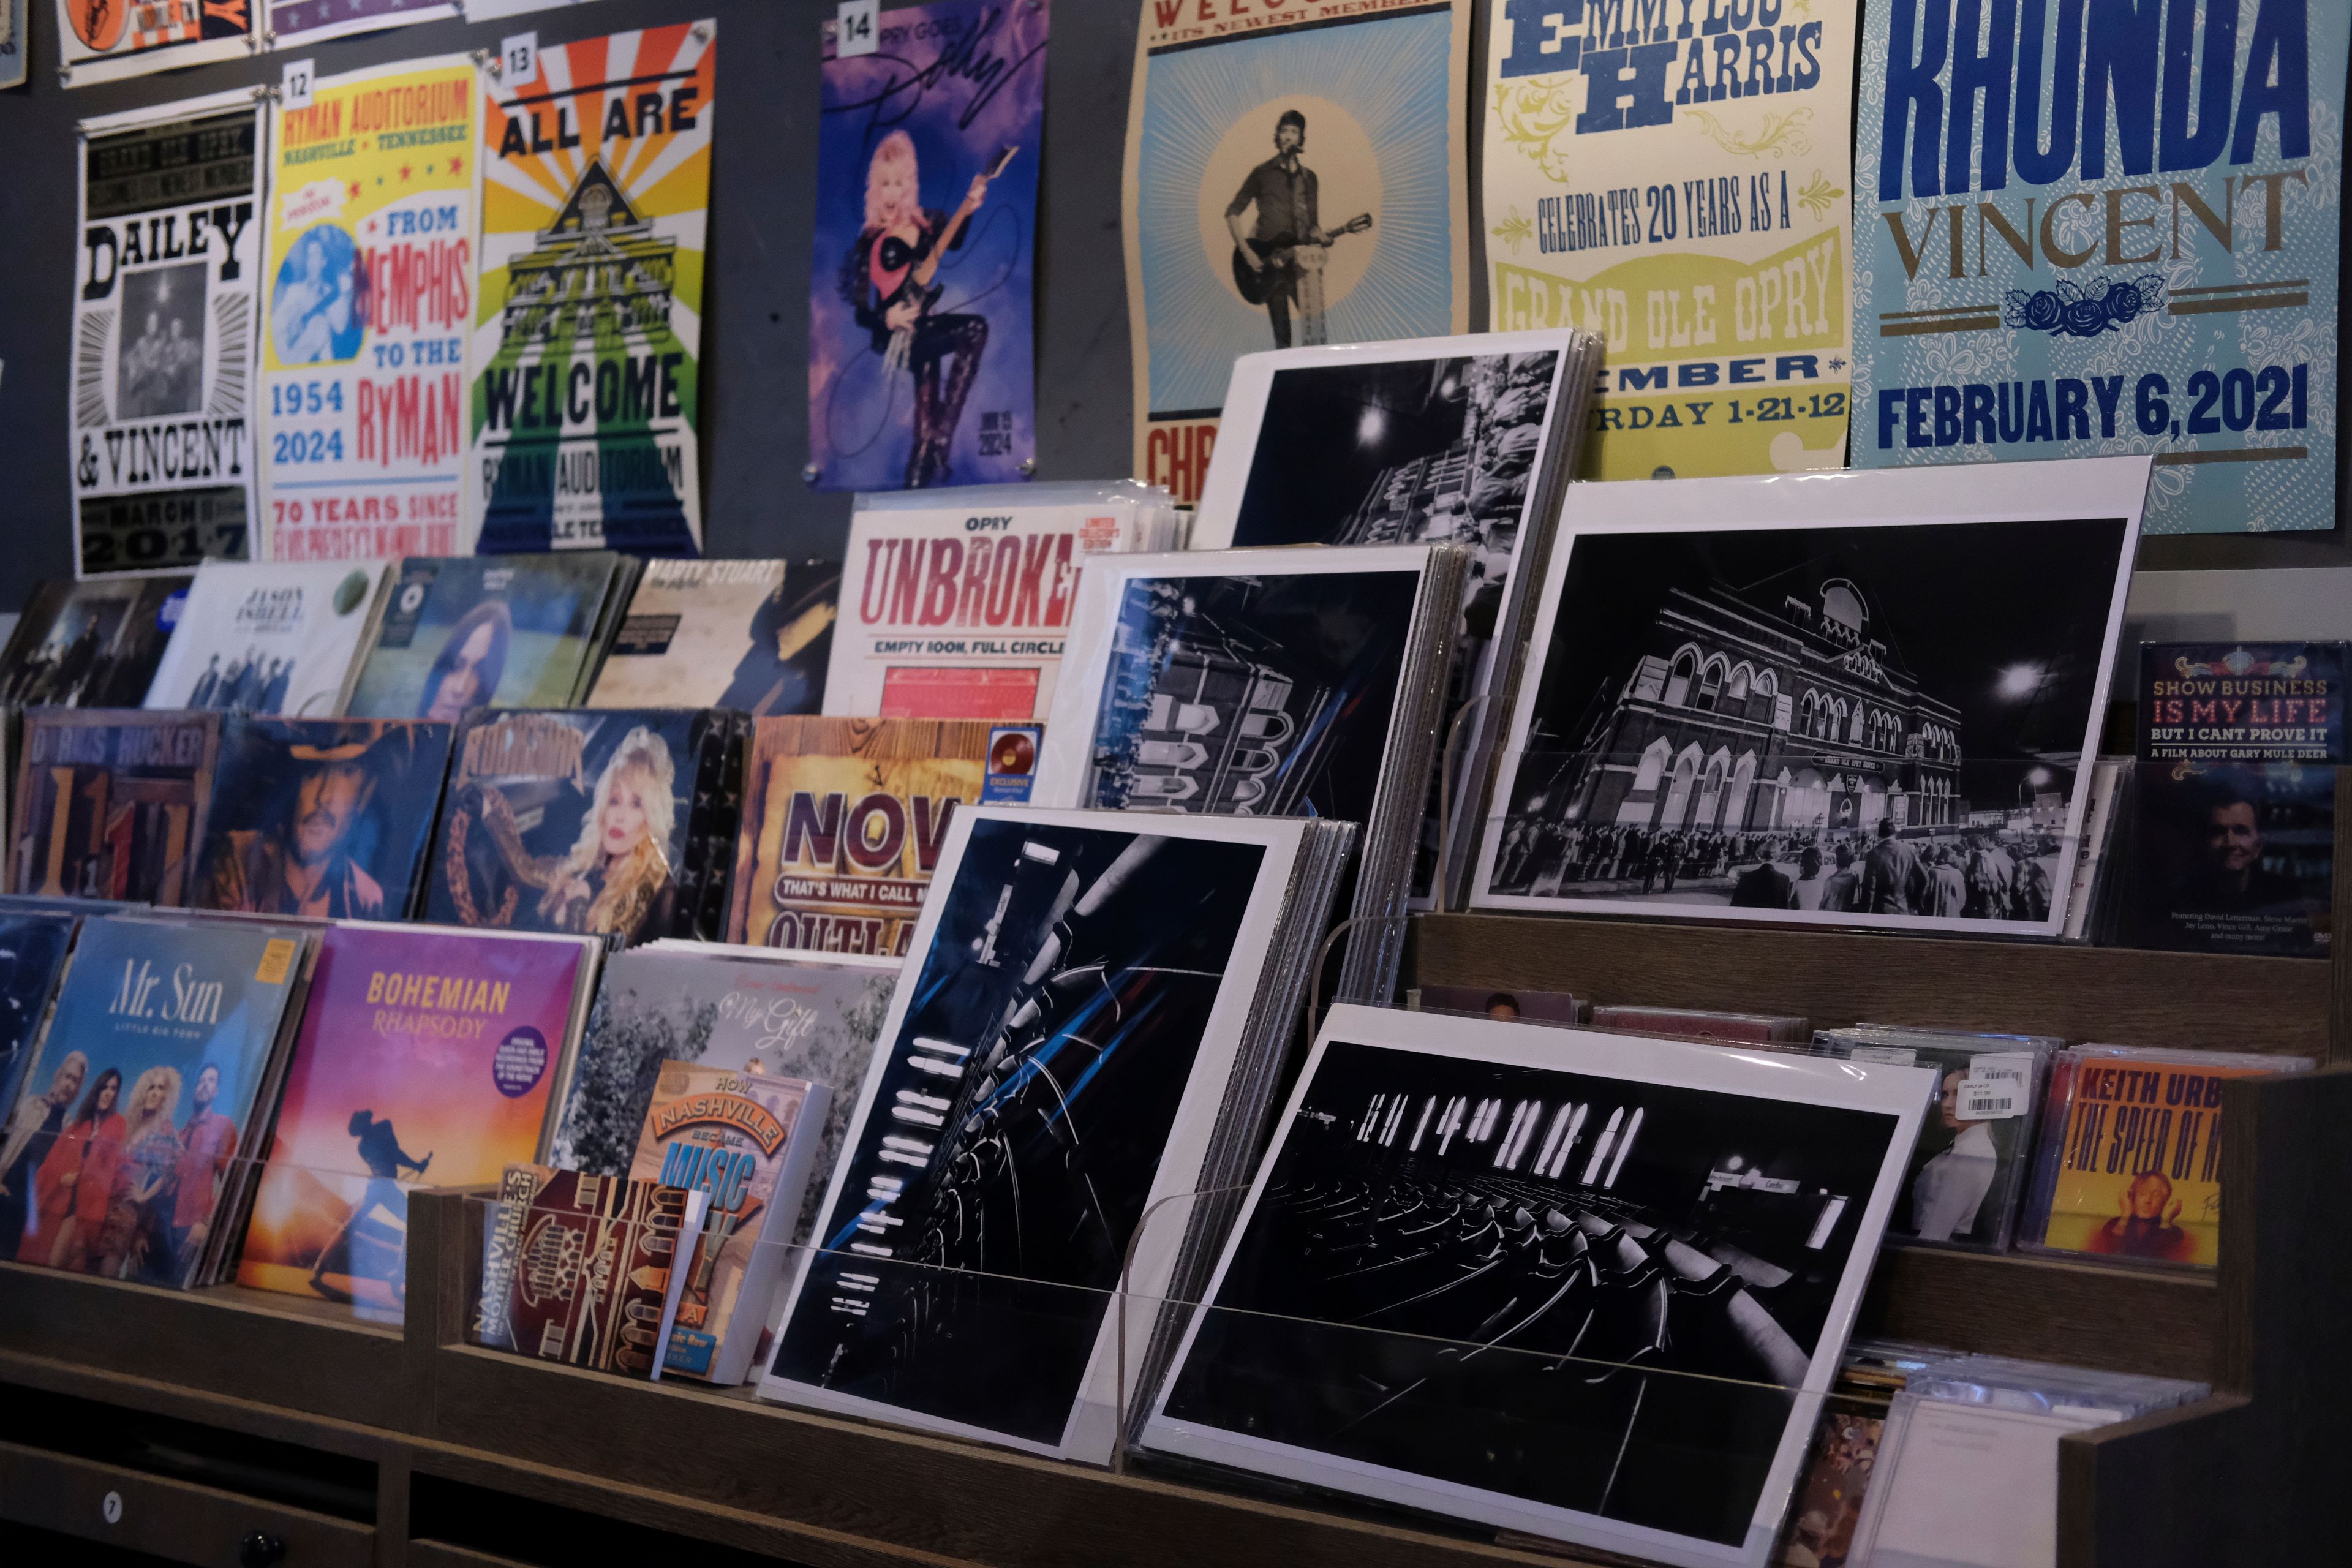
[467,20,714,556]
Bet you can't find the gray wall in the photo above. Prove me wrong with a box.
[0,0,2339,616]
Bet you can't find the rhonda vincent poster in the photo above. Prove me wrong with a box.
[263,57,480,563]
[70,91,266,576]
[55,0,254,88]
[1853,0,2348,534]
[1121,0,1471,506]
[1481,0,1857,479]
[467,21,715,556]
[809,0,1046,492]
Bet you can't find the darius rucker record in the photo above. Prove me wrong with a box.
[71,90,267,576]
[466,21,715,555]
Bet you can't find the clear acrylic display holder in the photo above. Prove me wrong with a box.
[1464,748,2090,937]
[443,1180,1842,1564]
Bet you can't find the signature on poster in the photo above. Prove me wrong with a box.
[812,0,1046,492]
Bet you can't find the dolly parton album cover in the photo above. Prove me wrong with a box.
[426,709,739,946]
[192,718,455,922]
[810,0,1046,491]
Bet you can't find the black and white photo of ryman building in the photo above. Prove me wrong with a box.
[1483,516,2133,929]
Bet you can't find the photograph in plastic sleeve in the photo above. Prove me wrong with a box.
[2119,761,2332,958]
[70,92,264,572]
[1818,1029,2050,1252]
[761,807,1308,1463]
[1471,460,2145,938]
[1189,331,1597,905]
[1144,1004,1930,1568]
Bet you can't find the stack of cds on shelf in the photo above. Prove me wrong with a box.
[758,805,1354,1465]
[1039,542,1469,1003]
[1591,1003,1811,1047]
[1847,1354,2211,1568]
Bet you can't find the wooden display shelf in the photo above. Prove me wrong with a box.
[2,869,2347,1566]
[0,1261,415,1432]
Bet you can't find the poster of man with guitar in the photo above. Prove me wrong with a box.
[1224,110,1373,350]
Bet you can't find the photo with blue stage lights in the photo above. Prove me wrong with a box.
[770,818,1267,1447]
[1082,568,1419,821]
[1161,1039,1902,1547]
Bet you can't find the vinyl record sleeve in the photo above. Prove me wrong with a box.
[759,805,1313,1463]
[726,717,1011,958]
[142,561,391,717]
[1142,1003,1932,1568]
[548,943,894,1248]
[425,708,739,946]
[345,553,630,719]
[9,914,307,1289]
[0,577,192,710]
[9,710,220,907]
[235,921,594,1317]
[587,559,837,714]
[1470,459,2147,939]
[0,913,93,1264]
[190,718,454,923]
[69,91,264,569]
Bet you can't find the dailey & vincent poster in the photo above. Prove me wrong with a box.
[263,56,480,562]
[810,0,1046,492]
[467,20,715,555]
[1122,0,1471,506]
[1482,0,1857,480]
[71,89,266,577]
[1854,0,2348,533]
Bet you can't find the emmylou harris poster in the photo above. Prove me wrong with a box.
[808,0,1047,492]
[1121,0,1471,505]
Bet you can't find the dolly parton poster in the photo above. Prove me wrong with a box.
[1855,0,2348,534]
[809,0,1046,492]
[466,20,714,555]
[1121,0,1471,506]
[262,56,479,563]
[1482,0,1857,478]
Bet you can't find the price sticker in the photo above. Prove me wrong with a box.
[837,0,878,58]
[1958,1054,2035,1120]
[281,59,315,111]
[1846,1046,1917,1068]
[501,32,538,87]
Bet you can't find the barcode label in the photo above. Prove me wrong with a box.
[1958,1054,2035,1120]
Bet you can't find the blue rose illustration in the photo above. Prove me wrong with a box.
[2001,274,2166,339]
